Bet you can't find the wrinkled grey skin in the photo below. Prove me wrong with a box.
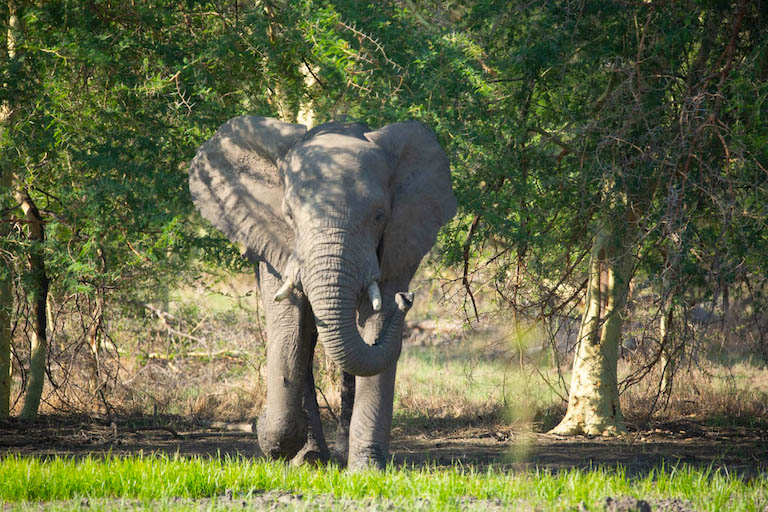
[189,117,456,469]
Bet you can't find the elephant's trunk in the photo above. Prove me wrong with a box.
[304,235,411,377]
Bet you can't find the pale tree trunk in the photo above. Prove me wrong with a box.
[721,284,736,348]
[4,2,48,420]
[16,187,49,420]
[264,4,316,127]
[550,219,635,436]
[267,60,317,128]
[296,62,318,128]
[659,304,674,397]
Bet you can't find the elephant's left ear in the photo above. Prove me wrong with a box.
[365,121,457,281]
[189,116,306,271]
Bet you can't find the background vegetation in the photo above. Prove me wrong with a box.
[0,0,766,440]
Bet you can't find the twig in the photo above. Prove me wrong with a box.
[121,230,151,262]
[711,0,748,120]
[526,126,574,154]
[125,425,183,439]
[146,349,247,360]
[462,215,481,322]
[0,218,46,224]
[315,385,339,423]
[130,301,205,344]
[208,421,253,433]
[591,71,619,114]
[301,58,325,89]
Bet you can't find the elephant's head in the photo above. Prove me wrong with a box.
[189,117,456,376]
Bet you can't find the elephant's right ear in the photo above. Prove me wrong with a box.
[189,116,306,270]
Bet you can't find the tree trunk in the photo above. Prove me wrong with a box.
[0,171,12,417]
[659,304,674,397]
[550,220,635,436]
[0,1,20,417]
[264,4,317,127]
[87,247,106,394]
[15,187,49,420]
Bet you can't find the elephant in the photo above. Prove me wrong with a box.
[188,116,456,469]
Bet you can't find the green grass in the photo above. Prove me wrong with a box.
[0,454,766,511]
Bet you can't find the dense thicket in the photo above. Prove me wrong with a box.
[1,1,766,428]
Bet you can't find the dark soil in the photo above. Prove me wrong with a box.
[390,422,768,478]
[1,414,766,479]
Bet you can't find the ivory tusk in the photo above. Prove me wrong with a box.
[368,282,382,312]
[273,279,295,302]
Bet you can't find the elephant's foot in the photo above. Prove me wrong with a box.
[290,439,330,467]
[332,426,350,465]
[257,414,307,460]
[347,442,388,471]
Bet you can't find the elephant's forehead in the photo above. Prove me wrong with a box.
[281,134,390,198]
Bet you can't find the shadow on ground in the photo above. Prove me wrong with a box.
[1,415,767,479]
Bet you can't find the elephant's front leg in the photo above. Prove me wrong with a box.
[255,262,315,460]
[348,363,399,470]
[291,333,331,466]
[347,281,407,470]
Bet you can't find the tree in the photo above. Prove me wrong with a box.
[362,0,768,434]
[0,0,266,415]
[0,0,20,417]
[0,167,11,417]
[467,0,767,433]
[14,186,48,419]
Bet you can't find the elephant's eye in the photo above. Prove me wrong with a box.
[284,207,294,224]
[374,210,386,223]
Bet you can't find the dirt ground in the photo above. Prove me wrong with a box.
[1,415,766,478]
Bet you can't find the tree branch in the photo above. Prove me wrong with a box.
[527,126,574,154]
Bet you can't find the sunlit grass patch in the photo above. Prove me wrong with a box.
[395,332,566,433]
[1,454,764,511]
[395,318,768,433]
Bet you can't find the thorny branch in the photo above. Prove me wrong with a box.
[336,20,404,73]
